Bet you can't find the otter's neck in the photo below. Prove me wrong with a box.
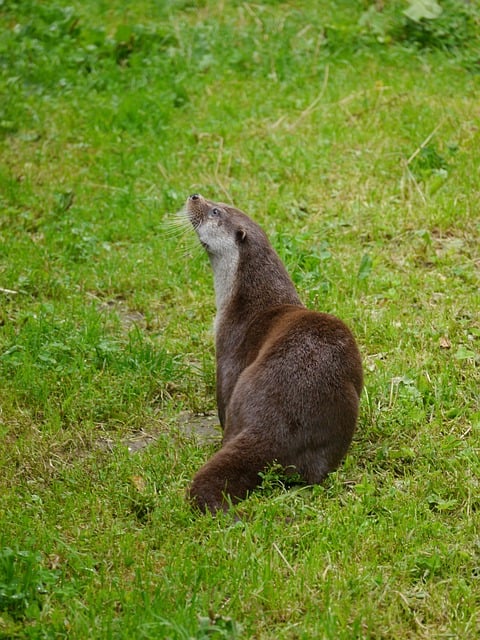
[212,241,302,332]
[238,248,302,310]
[209,251,240,324]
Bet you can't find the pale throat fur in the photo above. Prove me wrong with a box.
[195,217,240,335]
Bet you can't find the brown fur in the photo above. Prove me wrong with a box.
[185,194,363,513]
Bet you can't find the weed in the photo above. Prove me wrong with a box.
[360,0,480,69]
[0,548,58,621]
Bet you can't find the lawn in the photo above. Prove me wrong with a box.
[0,0,479,638]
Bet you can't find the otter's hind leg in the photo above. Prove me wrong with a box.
[189,433,272,513]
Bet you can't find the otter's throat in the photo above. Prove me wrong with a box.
[209,251,239,327]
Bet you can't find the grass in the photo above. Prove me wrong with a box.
[1,0,479,637]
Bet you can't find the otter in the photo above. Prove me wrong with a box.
[184,194,363,513]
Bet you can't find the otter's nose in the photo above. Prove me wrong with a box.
[189,193,201,201]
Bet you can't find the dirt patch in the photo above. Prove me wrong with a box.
[176,411,221,445]
[96,412,220,455]
[97,299,147,329]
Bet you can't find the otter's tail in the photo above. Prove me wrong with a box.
[189,432,272,513]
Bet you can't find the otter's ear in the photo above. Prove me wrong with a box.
[236,228,247,243]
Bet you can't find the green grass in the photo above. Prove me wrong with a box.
[1,0,479,637]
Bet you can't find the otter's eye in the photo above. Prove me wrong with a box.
[209,207,221,218]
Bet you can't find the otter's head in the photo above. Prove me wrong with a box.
[184,194,299,313]
[185,194,248,258]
